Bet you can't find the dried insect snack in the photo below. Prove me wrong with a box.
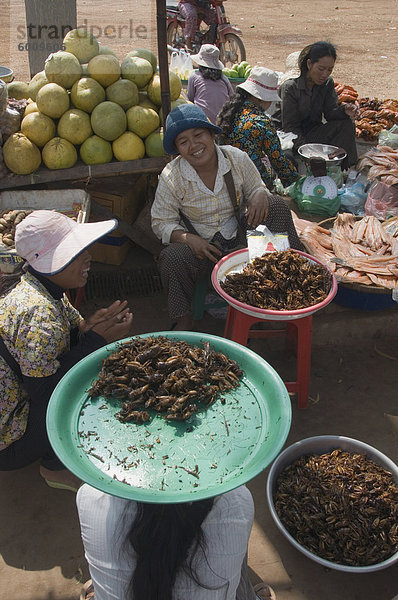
[274,449,398,566]
[220,248,331,311]
[88,336,243,423]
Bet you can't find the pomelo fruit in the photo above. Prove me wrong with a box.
[87,54,121,88]
[28,70,49,101]
[99,45,118,57]
[125,48,157,72]
[126,105,159,138]
[145,130,164,157]
[42,136,77,169]
[44,51,82,89]
[138,92,158,111]
[80,135,113,164]
[70,77,105,113]
[3,133,41,175]
[36,83,70,118]
[7,81,30,100]
[90,101,127,141]
[24,101,39,116]
[21,112,56,147]
[57,108,92,145]
[112,131,145,161]
[147,71,181,106]
[159,97,188,125]
[63,28,100,63]
[106,79,139,110]
[121,56,153,89]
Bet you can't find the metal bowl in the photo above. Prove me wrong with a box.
[298,143,347,166]
[0,67,14,83]
[266,435,398,573]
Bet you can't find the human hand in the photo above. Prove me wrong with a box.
[79,300,133,342]
[186,233,222,263]
[342,101,360,121]
[246,191,269,229]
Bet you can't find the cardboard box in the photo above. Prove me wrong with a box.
[88,176,147,266]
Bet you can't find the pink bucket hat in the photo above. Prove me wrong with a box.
[15,210,117,275]
[191,44,224,70]
[237,67,280,102]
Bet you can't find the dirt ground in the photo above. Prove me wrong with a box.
[2,0,397,100]
[0,2,398,600]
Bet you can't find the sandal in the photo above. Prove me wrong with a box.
[254,582,277,600]
[80,579,95,600]
[44,479,80,493]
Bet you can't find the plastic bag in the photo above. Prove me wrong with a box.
[0,107,21,142]
[339,182,367,215]
[365,181,398,219]
[378,124,398,149]
[247,225,289,261]
[289,176,340,216]
[170,50,194,80]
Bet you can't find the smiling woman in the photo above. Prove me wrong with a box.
[0,210,133,491]
[151,103,303,331]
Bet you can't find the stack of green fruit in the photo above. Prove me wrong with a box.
[222,61,252,80]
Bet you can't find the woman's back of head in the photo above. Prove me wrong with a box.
[126,497,214,600]
[216,88,250,137]
[298,41,337,75]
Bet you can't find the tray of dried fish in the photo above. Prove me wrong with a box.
[297,213,398,293]
[266,435,398,573]
[212,248,337,321]
[47,331,291,502]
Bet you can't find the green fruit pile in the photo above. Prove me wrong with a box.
[4,30,187,175]
[222,61,252,80]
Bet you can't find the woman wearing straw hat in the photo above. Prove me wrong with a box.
[188,44,234,124]
[151,103,303,331]
[217,67,299,191]
[0,210,133,491]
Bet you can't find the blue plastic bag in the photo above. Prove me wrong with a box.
[339,182,367,215]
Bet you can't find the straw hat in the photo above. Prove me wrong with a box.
[191,44,224,70]
[237,67,280,102]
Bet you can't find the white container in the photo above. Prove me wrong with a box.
[0,190,90,273]
[266,435,398,573]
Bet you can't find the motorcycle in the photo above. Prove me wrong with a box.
[166,0,246,68]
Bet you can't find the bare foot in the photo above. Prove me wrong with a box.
[173,314,193,331]
[40,466,81,492]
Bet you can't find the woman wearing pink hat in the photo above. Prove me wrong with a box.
[0,210,133,492]
[188,44,234,124]
[217,67,299,191]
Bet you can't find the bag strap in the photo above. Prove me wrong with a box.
[178,148,245,237]
[0,336,22,381]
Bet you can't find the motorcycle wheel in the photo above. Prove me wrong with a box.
[219,34,246,68]
[167,22,185,50]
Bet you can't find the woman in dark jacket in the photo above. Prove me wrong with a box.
[273,41,359,166]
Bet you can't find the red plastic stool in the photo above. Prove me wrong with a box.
[223,306,313,409]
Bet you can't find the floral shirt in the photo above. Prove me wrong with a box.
[0,271,82,449]
[227,99,298,190]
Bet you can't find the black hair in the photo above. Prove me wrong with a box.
[216,88,251,137]
[125,498,215,600]
[199,65,222,81]
[298,41,337,76]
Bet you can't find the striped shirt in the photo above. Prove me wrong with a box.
[151,144,267,244]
